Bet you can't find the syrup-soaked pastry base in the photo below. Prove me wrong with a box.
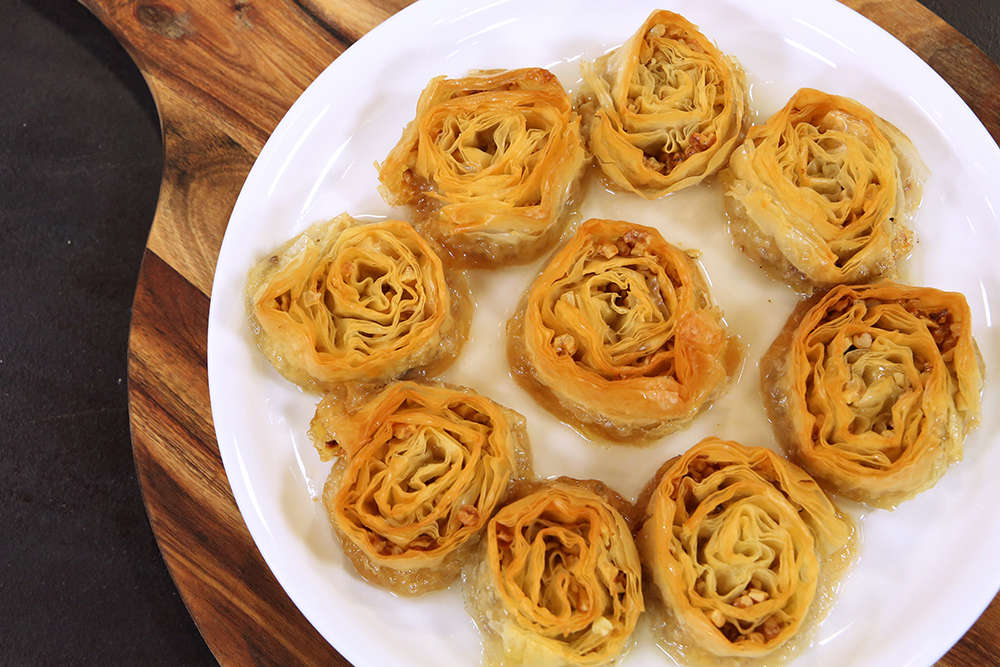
[637,438,854,659]
[379,68,587,268]
[722,89,927,292]
[579,9,749,198]
[465,478,643,666]
[761,282,983,507]
[508,218,742,443]
[246,214,472,392]
[310,381,533,595]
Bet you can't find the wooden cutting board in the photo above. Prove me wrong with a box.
[83,0,1000,664]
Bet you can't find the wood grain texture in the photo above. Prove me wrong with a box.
[129,251,342,665]
[843,0,1000,144]
[79,0,1000,663]
[85,0,354,294]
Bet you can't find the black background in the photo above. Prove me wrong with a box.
[1,1,996,664]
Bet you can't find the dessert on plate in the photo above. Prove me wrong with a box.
[637,438,853,658]
[761,282,983,507]
[309,381,532,594]
[580,9,749,197]
[246,214,471,392]
[379,68,586,267]
[465,478,644,665]
[508,218,742,442]
[722,89,927,291]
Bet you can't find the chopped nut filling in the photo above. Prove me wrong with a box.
[762,615,783,641]
[592,617,614,636]
[456,504,480,526]
[553,333,578,357]
[597,242,619,259]
[688,132,716,152]
[688,457,722,482]
[495,525,514,547]
[393,423,417,440]
[576,588,591,613]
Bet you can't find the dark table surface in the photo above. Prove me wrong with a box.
[1,1,997,664]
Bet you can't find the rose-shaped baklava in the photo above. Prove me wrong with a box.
[638,438,853,658]
[508,218,741,442]
[580,10,749,197]
[466,479,643,665]
[722,89,927,291]
[379,68,586,267]
[246,214,471,391]
[761,283,983,507]
[309,382,532,594]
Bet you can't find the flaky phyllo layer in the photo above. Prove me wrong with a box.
[762,283,983,507]
[468,480,643,666]
[379,68,586,267]
[309,382,531,594]
[246,214,470,391]
[638,439,853,658]
[580,10,749,197]
[508,218,741,442]
[723,89,927,291]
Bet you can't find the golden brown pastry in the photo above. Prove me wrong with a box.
[309,381,532,595]
[761,282,983,507]
[508,218,742,442]
[246,214,471,391]
[580,10,749,198]
[722,89,927,291]
[379,68,587,267]
[466,479,643,666]
[637,438,853,658]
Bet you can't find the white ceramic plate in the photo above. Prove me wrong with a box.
[207,1,1000,664]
